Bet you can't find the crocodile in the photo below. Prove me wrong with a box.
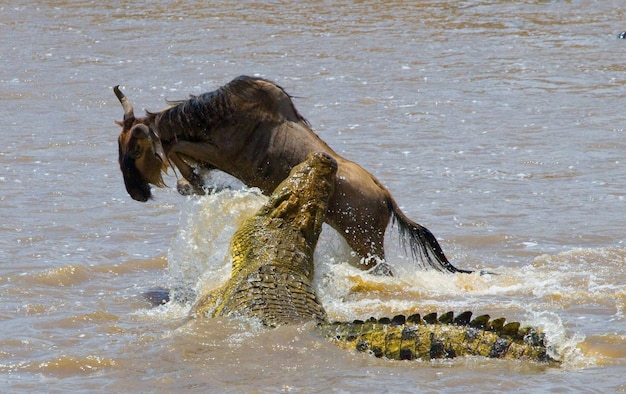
[189,151,555,362]
[190,151,335,325]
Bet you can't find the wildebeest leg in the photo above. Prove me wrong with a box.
[323,169,397,274]
[339,225,395,276]
[176,176,205,196]
[167,142,217,196]
[325,196,394,274]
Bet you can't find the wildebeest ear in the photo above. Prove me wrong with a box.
[115,120,124,127]
[148,128,169,167]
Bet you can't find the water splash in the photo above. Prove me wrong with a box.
[163,187,626,366]
[167,188,266,302]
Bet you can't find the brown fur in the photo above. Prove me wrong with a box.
[114,76,470,273]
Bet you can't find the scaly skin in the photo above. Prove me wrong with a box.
[320,312,551,362]
[191,151,337,326]
[189,152,555,362]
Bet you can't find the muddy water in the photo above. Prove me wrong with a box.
[1,0,625,391]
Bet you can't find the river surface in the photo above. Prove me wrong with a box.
[1,0,625,392]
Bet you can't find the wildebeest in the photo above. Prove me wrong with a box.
[114,75,470,274]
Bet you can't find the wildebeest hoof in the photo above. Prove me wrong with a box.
[177,178,206,196]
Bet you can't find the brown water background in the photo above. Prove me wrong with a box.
[1,0,626,392]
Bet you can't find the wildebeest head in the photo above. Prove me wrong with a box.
[114,86,168,202]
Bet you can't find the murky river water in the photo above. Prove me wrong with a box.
[1,0,625,391]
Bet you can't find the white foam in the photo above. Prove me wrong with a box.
[526,310,588,367]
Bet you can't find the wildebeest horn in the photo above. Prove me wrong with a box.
[113,85,134,122]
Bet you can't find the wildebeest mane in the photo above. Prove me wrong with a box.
[146,76,309,140]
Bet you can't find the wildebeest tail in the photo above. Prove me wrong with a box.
[388,200,472,274]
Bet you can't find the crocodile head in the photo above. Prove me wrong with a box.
[261,151,338,248]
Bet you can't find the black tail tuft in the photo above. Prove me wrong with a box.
[389,202,472,274]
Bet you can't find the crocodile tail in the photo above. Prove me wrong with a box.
[318,311,555,362]
[388,199,472,273]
